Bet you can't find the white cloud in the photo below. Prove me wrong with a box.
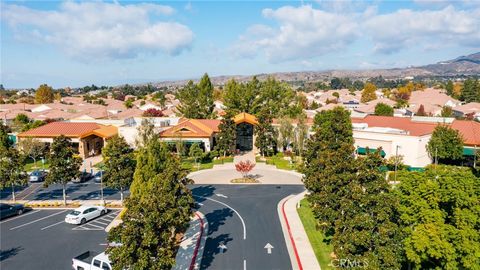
[2,2,194,60]
[233,4,480,62]
[232,5,359,62]
[364,5,480,54]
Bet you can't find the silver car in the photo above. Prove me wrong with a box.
[29,170,47,182]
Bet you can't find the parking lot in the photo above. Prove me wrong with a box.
[0,209,119,270]
[0,180,128,201]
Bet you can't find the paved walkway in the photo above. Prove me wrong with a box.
[278,191,321,270]
[233,151,256,164]
[82,155,103,173]
[173,212,207,270]
[189,163,303,185]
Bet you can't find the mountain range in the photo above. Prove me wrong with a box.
[153,52,480,88]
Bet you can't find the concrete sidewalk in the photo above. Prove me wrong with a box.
[278,191,321,270]
[173,211,207,270]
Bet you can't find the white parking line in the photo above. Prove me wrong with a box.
[73,223,104,230]
[9,210,68,230]
[90,220,109,226]
[40,220,64,230]
[97,212,118,222]
[0,210,40,224]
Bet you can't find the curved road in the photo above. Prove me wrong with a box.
[190,184,305,270]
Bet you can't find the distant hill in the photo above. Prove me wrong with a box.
[421,52,480,75]
[151,52,480,88]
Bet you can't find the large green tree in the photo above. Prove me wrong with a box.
[214,114,236,157]
[395,166,480,269]
[445,80,454,97]
[102,135,136,202]
[374,102,394,116]
[107,139,194,270]
[461,78,480,103]
[18,137,46,168]
[45,135,82,205]
[292,115,308,157]
[257,77,296,118]
[334,150,404,269]
[302,106,356,234]
[0,147,27,201]
[177,74,215,119]
[426,125,464,165]
[254,111,277,157]
[223,76,298,118]
[0,122,12,150]
[222,78,260,115]
[34,84,54,104]
[278,117,294,151]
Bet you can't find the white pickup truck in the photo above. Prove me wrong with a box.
[72,251,112,270]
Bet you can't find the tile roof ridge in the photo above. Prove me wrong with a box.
[189,119,213,133]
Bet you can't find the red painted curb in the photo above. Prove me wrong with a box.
[282,198,304,270]
[189,212,205,270]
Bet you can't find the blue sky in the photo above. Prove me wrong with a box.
[1,0,479,88]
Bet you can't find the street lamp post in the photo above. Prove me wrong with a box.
[100,170,105,206]
[394,145,400,184]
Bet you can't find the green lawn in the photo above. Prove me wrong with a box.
[24,158,50,172]
[256,155,298,171]
[297,198,334,269]
[181,156,234,171]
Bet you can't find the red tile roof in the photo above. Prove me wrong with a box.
[352,115,480,146]
[18,122,103,138]
[159,119,220,138]
[450,120,480,146]
[352,115,437,136]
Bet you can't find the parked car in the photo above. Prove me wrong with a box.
[72,251,111,270]
[0,203,25,220]
[93,171,104,183]
[72,172,93,183]
[65,205,107,225]
[29,170,47,182]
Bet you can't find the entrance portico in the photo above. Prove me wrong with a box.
[233,113,258,152]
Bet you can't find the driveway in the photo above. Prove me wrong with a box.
[191,184,305,270]
[189,163,303,185]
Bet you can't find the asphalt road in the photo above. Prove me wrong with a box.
[191,184,305,270]
[0,180,127,201]
[0,209,119,270]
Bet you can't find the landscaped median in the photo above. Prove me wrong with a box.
[0,199,124,209]
[297,199,334,269]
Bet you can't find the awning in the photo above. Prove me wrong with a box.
[463,147,477,156]
[357,147,386,157]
